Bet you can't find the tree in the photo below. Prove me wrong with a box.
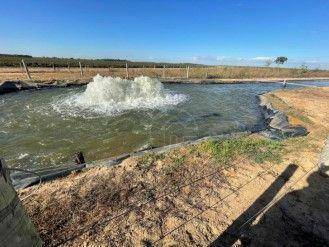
[274,56,288,66]
[300,63,308,74]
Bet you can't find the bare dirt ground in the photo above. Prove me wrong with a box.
[20,87,329,246]
[1,67,329,83]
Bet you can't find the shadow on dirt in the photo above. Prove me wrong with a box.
[210,164,329,247]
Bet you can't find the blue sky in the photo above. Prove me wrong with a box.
[1,0,329,68]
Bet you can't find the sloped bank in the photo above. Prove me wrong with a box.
[1,77,329,95]
[259,94,308,139]
[12,132,250,189]
[0,80,89,94]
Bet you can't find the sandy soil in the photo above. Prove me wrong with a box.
[1,67,329,83]
[19,87,329,246]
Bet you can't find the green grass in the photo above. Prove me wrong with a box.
[288,110,313,124]
[137,152,165,170]
[137,136,284,175]
[163,153,187,175]
[201,136,284,165]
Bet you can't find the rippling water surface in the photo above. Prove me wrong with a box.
[1,77,328,169]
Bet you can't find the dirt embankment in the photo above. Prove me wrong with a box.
[1,66,329,84]
[20,87,329,246]
[1,66,329,95]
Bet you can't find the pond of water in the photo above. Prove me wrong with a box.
[1,76,328,169]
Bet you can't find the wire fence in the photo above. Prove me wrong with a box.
[51,148,308,247]
[9,147,318,246]
[52,159,244,246]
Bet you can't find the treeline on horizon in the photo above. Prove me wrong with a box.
[0,54,204,68]
[1,54,328,73]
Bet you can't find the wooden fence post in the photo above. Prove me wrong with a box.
[0,159,42,246]
[205,67,208,79]
[126,62,129,79]
[21,59,31,80]
[20,62,24,72]
[67,62,70,71]
[79,62,83,76]
[52,63,55,71]
[186,66,190,78]
[162,65,166,78]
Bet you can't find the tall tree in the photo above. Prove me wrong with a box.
[274,56,288,65]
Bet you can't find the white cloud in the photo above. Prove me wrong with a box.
[186,55,329,69]
[305,59,319,64]
[251,56,274,61]
[216,56,228,61]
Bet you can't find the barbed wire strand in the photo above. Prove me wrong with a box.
[53,157,252,246]
[237,164,317,233]
[236,143,323,234]
[152,163,318,245]
[151,161,279,245]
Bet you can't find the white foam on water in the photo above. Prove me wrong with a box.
[53,75,187,117]
[18,153,29,159]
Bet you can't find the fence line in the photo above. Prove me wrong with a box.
[150,159,279,244]
[14,145,315,246]
[52,158,248,246]
[152,163,314,245]
[152,167,271,244]
[237,164,316,233]
[53,154,277,246]
[12,65,219,80]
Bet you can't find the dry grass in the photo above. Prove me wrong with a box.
[1,66,329,82]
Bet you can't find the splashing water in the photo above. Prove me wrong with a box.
[53,75,187,117]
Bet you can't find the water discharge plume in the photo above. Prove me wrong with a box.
[53,75,187,117]
[83,75,165,104]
